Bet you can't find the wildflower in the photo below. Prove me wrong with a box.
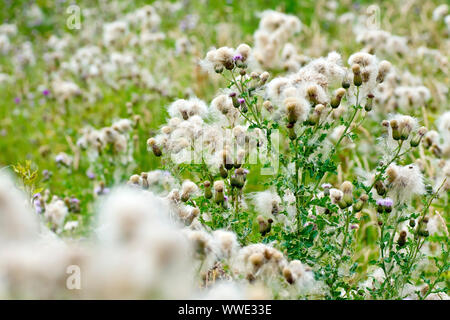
[87,171,95,180]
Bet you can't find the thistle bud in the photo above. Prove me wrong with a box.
[376,60,391,83]
[418,216,429,237]
[219,165,228,178]
[259,71,270,85]
[409,219,416,228]
[240,99,248,113]
[341,181,353,206]
[342,79,350,89]
[204,181,212,199]
[140,172,149,189]
[410,127,427,147]
[129,174,140,186]
[181,180,198,202]
[257,215,273,236]
[283,268,295,284]
[222,150,234,170]
[230,92,240,108]
[386,166,398,184]
[353,194,368,212]
[249,252,264,270]
[214,181,225,204]
[287,125,296,141]
[230,168,246,189]
[397,230,407,247]
[389,119,401,140]
[430,144,442,158]
[306,85,319,104]
[330,88,346,109]
[307,110,320,126]
[322,183,332,196]
[352,64,362,87]
[263,100,273,113]
[214,65,224,74]
[286,103,298,125]
[147,138,162,157]
[250,72,260,80]
[375,180,387,196]
[365,93,374,112]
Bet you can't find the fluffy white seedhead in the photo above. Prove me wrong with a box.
[386,163,425,203]
[44,197,69,229]
[233,243,287,280]
[211,230,239,260]
[437,111,450,143]
[96,187,175,245]
[265,52,345,114]
[201,281,246,300]
[253,11,302,69]
[0,171,40,244]
[91,186,194,298]
[167,98,208,120]
[432,4,449,21]
[251,190,282,217]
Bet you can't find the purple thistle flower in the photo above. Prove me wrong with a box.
[86,171,95,180]
[233,54,243,61]
[71,197,80,204]
[55,154,64,163]
[238,98,245,104]
[95,186,110,196]
[34,203,43,214]
[42,89,50,96]
[383,198,394,207]
[376,198,384,206]
[229,92,237,97]
[14,97,21,104]
[321,183,332,189]
[224,195,229,202]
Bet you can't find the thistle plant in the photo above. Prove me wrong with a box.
[0,2,448,300]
